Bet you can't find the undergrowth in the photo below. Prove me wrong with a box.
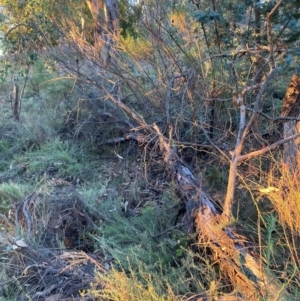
[253,155,300,297]
[0,41,299,301]
[0,182,29,213]
[8,138,92,184]
[86,198,217,300]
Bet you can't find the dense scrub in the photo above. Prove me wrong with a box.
[0,0,300,300]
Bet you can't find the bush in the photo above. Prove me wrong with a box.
[11,138,88,183]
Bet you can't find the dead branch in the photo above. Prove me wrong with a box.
[223,67,277,220]
[246,107,300,123]
[14,193,36,238]
[49,34,291,301]
[239,132,300,162]
[151,122,290,300]
[222,104,245,220]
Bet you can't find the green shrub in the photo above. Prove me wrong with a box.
[11,138,88,183]
[88,199,216,300]
[0,181,28,213]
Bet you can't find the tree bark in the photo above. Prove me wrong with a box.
[12,82,20,121]
[280,74,300,165]
[85,0,119,65]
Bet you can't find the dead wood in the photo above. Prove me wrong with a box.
[48,30,293,300]
[0,187,105,300]
[90,86,294,299]
[124,123,290,300]
[12,82,20,121]
[223,67,278,221]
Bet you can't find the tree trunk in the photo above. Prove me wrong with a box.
[12,82,20,121]
[86,0,119,65]
[105,0,119,36]
[280,74,300,165]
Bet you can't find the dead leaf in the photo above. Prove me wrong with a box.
[15,239,28,248]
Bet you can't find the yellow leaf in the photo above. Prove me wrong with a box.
[259,186,279,193]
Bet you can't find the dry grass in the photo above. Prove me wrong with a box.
[259,153,300,236]
[252,152,300,297]
[0,183,105,300]
[87,267,177,301]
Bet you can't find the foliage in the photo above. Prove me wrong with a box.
[0,181,28,213]
[0,0,90,53]
[11,138,88,183]
[0,55,79,153]
[119,34,153,60]
[239,153,300,297]
[88,199,216,299]
[119,0,143,39]
[0,0,299,300]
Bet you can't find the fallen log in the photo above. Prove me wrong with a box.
[119,123,290,301]
[61,40,291,301]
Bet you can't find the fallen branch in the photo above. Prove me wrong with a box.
[145,123,290,300]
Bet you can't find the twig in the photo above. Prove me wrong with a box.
[15,193,35,238]
[246,107,300,123]
[166,74,183,126]
[18,63,30,119]
[0,213,14,229]
[266,0,284,69]
[239,133,300,162]
[23,193,35,239]
[5,23,30,38]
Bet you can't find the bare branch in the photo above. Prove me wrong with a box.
[5,23,30,37]
[223,104,246,219]
[246,108,300,123]
[267,0,284,68]
[239,132,300,162]
[223,67,277,220]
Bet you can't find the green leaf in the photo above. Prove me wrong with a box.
[208,11,220,21]
[194,11,209,24]
[285,54,293,65]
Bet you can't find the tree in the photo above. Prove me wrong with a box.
[86,0,119,50]
[280,74,300,165]
[1,0,300,299]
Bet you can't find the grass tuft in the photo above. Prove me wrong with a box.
[11,137,89,183]
[0,181,29,213]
